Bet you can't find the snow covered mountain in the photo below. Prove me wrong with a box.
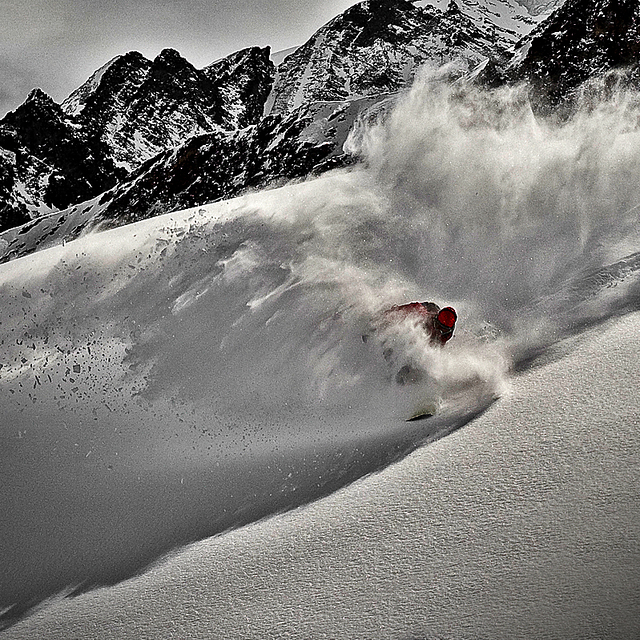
[0,47,274,233]
[0,0,572,241]
[266,0,569,117]
[266,0,505,115]
[507,0,640,109]
[416,0,563,45]
[62,47,274,173]
[0,0,528,244]
[5,0,640,255]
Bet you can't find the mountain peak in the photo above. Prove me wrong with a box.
[340,0,430,46]
[149,48,199,80]
[154,48,190,66]
[24,88,57,108]
[446,0,460,13]
[2,88,62,128]
[62,52,151,118]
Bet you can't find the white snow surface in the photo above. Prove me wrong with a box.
[7,306,640,639]
[2,70,640,637]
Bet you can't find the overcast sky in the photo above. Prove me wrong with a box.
[0,0,358,117]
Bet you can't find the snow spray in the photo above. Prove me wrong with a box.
[4,65,640,618]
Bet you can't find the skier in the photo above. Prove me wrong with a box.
[365,301,458,385]
[382,301,457,346]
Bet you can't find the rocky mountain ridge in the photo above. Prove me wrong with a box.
[0,45,274,234]
[415,0,551,44]
[0,0,521,243]
[506,0,640,109]
[62,47,274,172]
[2,0,639,261]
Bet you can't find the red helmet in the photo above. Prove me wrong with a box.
[437,306,457,329]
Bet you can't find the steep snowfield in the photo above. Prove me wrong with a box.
[6,301,640,640]
[2,69,640,635]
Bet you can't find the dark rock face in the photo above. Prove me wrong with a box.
[0,88,119,229]
[203,47,275,129]
[61,51,154,170]
[0,154,31,232]
[508,0,640,109]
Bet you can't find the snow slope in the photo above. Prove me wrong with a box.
[6,298,640,639]
[2,69,640,635]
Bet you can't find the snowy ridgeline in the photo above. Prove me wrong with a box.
[1,0,571,238]
[2,75,640,630]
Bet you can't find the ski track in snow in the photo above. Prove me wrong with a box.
[3,72,640,628]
